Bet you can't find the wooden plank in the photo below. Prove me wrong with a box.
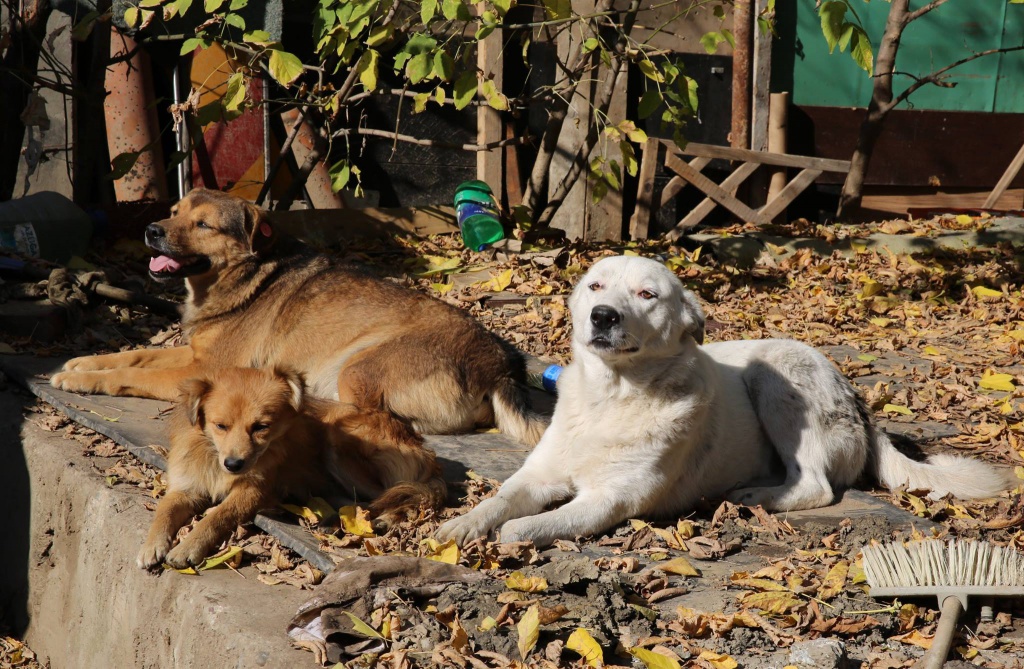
[983,141,1024,209]
[750,0,772,153]
[476,15,504,198]
[629,138,660,240]
[757,168,823,221]
[660,176,687,207]
[587,52,628,241]
[665,153,769,225]
[792,106,1024,188]
[670,140,851,173]
[670,161,761,237]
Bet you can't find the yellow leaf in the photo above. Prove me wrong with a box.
[631,646,681,669]
[415,255,463,277]
[955,214,973,226]
[629,519,650,531]
[422,537,460,564]
[698,650,738,669]
[657,556,701,577]
[859,278,884,298]
[432,282,454,294]
[922,345,941,356]
[281,503,320,524]
[850,562,866,584]
[894,629,933,649]
[818,560,849,600]
[972,285,1003,300]
[882,403,914,416]
[198,545,243,571]
[740,590,802,614]
[517,604,540,659]
[339,505,375,537]
[1007,329,1024,341]
[903,492,928,516]
[730,577,789,591]
[623,249,640,256]
[0,343,15,354]
[869,317,892,327]
[979,371,1016,392]
[478,616,497,632]
[506,571,548,592]
[343,611,385,639]
[851,241,868,254]
[488,268,514,292]
[566,628,604,667]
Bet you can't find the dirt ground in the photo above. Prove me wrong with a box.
[2,212,1023,668]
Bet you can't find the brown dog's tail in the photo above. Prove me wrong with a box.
[320,402,448,525]
[492,375,549,446]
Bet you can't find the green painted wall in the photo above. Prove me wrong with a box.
[773,0,1024,113]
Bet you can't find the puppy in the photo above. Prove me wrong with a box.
[138,367,444,569]
[437,255,1014,547]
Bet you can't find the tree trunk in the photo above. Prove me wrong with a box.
[837,0,908,218]
[0,0,53,200]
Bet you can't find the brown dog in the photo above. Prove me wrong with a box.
[137,367,444,569]
[50,188,547,449]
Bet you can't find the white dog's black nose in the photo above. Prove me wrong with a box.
[590,305,621,330]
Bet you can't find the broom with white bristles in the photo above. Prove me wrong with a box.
[862,539,1024,669]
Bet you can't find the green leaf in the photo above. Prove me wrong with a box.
[172,0,195,17]
[442,0,470,20]
[243,29,271,44]
[224,12,246,30]
[329,159,351,192]
[204,0,226,11]
[413,91,430,113]
[542,0,570,20]
[229,0,248,8]
[819,1,847,54]
[407,52,433,84]
[700,31,723,54]
[481,78,508,110]
[356,48,379,90]
[621,141,638,177]
[720,28,735,48]
[366,24,393,47]
[433,50,455,81]
[492,0,512,16]
[850,27,874,75]
[638,60,664,83]
[421,0,438,24]
[583,37,600,52]
[123,6,140,27]
[180,37,206,55]
[267,49,304,85]
[223,71,246,112]
[107,151,141,181]
[838,23,854,52]
[453,71,478,110]
[71,10,101,41]
[638,89,662,119]
[434,86,446,106]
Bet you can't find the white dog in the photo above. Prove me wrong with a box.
[437,255,1013,547]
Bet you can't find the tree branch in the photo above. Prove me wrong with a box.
[905,0,951,25]
[331,127,532,152]
[886,43,1024,111]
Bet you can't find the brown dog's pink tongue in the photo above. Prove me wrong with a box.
[149,256,181,272]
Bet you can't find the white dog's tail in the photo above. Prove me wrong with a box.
[872,431,1016,499]
[492,376,549,446]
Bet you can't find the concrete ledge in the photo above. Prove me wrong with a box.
[0,391,310,669]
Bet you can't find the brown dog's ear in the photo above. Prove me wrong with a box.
[178,378,212,426]
[272,367,305,410]
[243,201,275,255]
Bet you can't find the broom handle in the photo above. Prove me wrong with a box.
[917,595,963,669]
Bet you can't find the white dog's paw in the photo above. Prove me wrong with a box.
[136,535,173,570]
[436,514,494,546]
[497,518,534,545]
[727,486,774,508]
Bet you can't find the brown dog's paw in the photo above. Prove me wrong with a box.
[63,356,103,372]
[50,371,107,394]
[136,535,173,570]
[164,537,212,569]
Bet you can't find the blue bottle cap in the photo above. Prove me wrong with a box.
[542,364,562,393]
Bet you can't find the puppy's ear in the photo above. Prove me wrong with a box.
[178,378,212,426]
[680,289,706,345]
[243,201,275,255]
[273,367,305,410]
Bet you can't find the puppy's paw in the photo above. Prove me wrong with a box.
[136,535,173,570]
[436,514,494,546]
[164,538,211,569]
[727,486,774,508]
[497,518,533,544]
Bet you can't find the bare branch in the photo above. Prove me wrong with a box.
[905,0,952,25]
[887,43,1024,111]
[331,126,533,152]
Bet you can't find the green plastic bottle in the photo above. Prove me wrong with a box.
[454,180,504,251]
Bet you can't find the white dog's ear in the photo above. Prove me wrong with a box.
[680,289,706,345]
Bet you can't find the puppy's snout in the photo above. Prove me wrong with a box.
[223,457,245,473]
[590,305,621,330]
[145,223,166,245]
